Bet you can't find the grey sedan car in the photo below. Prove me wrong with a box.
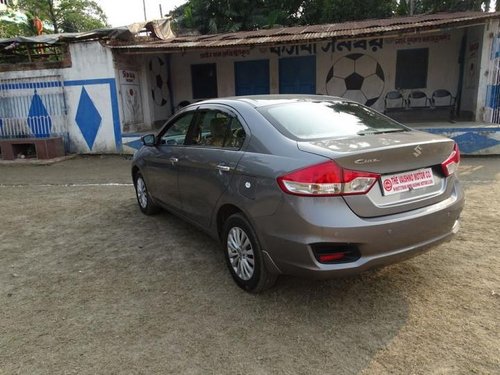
[132,95,464,292]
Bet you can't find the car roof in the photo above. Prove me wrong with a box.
[189,95,346,109]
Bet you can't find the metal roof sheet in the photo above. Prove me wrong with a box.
[108,11,500,52]
[0,19,174,46]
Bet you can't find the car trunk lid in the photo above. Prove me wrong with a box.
[297,130,457,218]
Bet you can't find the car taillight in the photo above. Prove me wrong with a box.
[277,161,379,196]
[441,143,460,177]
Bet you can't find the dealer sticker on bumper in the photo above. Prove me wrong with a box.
[381,168,435,196]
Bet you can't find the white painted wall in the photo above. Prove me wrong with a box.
[0,41,121,153]
[169,29,471,115]
[66,42,115,80]
[114,53,146,132]
[461,25,484,118]
[477,19,500,122]
[141,54,171,129]
[65,42,118,153]
[481,19,500,124]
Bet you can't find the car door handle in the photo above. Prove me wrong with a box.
[169,157,179,165]
[216,164,231,172]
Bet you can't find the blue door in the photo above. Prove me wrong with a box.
[279,56,316,94]
[234,60,270,95]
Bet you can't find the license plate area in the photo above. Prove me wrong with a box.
[381,168,435,196]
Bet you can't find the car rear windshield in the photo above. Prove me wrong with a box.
[257,101,408,140]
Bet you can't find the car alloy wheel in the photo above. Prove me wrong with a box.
[134,172,160,215]
[136,177,148,209]
[227,227,255,281]
[223,213,277,293]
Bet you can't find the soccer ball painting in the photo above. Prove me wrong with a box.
[326,53,385,107]
[149,57,169,107]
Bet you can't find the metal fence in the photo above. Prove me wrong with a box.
[484,33,500,124]
[485,59,500,123]
[0,75,69,148]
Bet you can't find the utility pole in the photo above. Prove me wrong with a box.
[143,0,147,21]
[159,3,163,18]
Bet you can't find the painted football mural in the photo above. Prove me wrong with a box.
[149,57,169,107]
[326,53,385,107]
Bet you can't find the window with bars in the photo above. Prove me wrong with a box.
[395,48,429,89]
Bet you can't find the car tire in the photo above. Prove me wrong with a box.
[223,213,277,293]
[134,172,160,215]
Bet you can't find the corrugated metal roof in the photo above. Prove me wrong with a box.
[0,19,174,46]
[108,11,500,52]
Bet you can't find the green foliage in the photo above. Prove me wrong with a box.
[171,0,396,33]
[396,0,492,15]
[0,6,39,38]
[15,0,108,34]
[57,0,108,32]
[172,0,496,34]
[0,16,27,38]
[171,0,303,34]
[421,0,489,12]
[301,0,397,25]
[0,20,23,38]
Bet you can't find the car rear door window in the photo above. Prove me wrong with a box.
[187,110,246,149]
[227,118,246,149]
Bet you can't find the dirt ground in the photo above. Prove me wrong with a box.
[0,155,498,375]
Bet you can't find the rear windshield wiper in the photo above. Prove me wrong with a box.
[357,129,407,136]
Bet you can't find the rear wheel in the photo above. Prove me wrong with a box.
[223,213,277,293]
[134,172,160,215]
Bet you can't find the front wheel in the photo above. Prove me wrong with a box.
[134,172,160,215]
[223,213,277,293]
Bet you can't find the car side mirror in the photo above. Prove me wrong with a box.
[141,134,156,146]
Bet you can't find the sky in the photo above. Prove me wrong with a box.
[94,0,187,27]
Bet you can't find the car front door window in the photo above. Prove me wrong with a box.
[161,113,194,146]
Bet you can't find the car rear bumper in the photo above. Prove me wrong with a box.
[255,183,465,278]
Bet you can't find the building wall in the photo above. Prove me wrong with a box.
[0,41,122,153]
[480,19,500,123]
[169,28,470,115]
[2,24,496,157]
[143,54,172,128]
[461,25,485,118]
[112,52,173,133]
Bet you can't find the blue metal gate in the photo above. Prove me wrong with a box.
[234,60,270,95]
[279,55,316,94]
[485,33,500,123]
[0,75,68,144]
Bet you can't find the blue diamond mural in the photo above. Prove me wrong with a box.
[28,91,52,138]
[124,139,142,150]
[75,87,102,150]
[452,132,500,154]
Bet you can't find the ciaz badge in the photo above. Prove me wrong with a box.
[354,158,380,165]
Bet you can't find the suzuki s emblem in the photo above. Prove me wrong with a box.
[413,145,423,157]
